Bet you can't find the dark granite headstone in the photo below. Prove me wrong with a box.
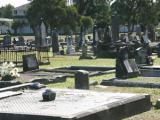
[116,59,140,79]
[23,54,39,72]
[3,35,11,47]
[17,36,25,46]
[75,70,89,89]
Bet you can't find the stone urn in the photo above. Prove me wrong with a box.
[42,89,56,101]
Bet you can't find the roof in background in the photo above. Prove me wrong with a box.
[14,3,30,10]
[0,18,13,22]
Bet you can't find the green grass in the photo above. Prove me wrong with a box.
[41,56,160,120]
[42,56,115,68]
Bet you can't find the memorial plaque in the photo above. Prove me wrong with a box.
[23,54,39,72]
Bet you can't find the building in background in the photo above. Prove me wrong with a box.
[0,18,13,34]
[12,4,33,35]
[12,0,75,35]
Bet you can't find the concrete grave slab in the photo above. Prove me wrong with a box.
[53,66,115,77]
[0,89,151,120]
[140,65,160,77]
[101,78,160,88]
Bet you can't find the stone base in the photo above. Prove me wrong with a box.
[101,78,160,88]
[54,66,115,77]
[79,56,94,60]
[140,66,160,77]
[0,89,151,120]
[0,80,21,88]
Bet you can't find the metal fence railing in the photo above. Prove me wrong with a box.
[0,46,50,66]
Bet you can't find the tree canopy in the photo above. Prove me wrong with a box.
[0,4,14,18]
[111,0,157,32]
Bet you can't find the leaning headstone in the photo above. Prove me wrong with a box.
[116,59,140,79]
[75,70,89,90]
[116,47,140,79]
[23,54,39,72]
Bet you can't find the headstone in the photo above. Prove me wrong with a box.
[116,59,140,79]
[135,46,153,65]
[3,35,11,47]
[116,47,140,79]
[17,36,25,46]
[66,36,75,54]
[143,29,151,44]
[75,70,89,89]
[135,47,147,64]
[23,54,39,72]
[81,43,88,57]
[111,14,120,42]
[40,21,47,46]
[45,36,52,46]
[158,43,160,57]
[93,25,98,46]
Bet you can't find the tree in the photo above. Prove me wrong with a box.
[75,0,111,27]
[111,0,157,35]
[27,0,80,52]
[0,4,14,18]
[75,0,111,45]
[11,20,28,35]
[11,21,22,35]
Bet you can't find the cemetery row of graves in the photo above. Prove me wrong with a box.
[0,32,160,120]
[0,17,160,120]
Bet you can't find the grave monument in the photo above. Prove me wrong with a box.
[3,34,11,48]
[66,36,75,54]
[0,88,151,120]
[23,54,39,72]
[116,46,140,79]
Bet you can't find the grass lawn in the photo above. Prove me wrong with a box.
[42,56,160,120]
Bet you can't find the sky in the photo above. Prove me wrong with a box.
[0,0,30,7]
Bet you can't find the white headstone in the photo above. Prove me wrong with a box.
[66,36,75,54]
[40,21,47,46]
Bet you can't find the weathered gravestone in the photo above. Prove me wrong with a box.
[66,36,75,54]
[17,36,25,46]
[116,47,140,79]
[23,54,39,72]
[40,21,49,47]
[3,35,11,47]
[135,46,153,65]
[135,47,148,65]
[75,70,89,90]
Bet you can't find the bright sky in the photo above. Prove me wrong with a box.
[0,0,30,7]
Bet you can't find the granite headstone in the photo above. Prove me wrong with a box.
[23,54,39,72]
